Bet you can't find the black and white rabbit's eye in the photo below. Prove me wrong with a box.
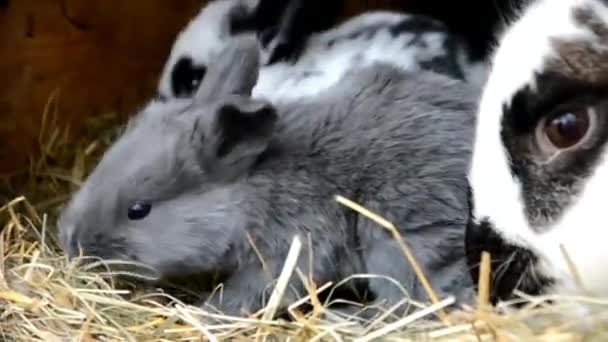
[171,57,207,98]
[537,108,594,151]
[128,201,152,220]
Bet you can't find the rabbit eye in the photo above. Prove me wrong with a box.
[171,57,207,98]
[128,202,151,220]
[538,108,593,151]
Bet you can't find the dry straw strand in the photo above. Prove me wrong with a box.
[355,296,456,342]
[334,195,451,325]
[478,251,492,313]
[261,235,303,322]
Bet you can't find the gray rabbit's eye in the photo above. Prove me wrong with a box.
[128,202,152,220]
[171,57,207,98]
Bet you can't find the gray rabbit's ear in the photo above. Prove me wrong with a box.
[194,97,277,181]
[194,35,261,102]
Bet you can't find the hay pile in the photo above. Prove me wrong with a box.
[2,107,608,341]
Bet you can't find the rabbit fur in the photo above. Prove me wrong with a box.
[465,0,608,316]
[156,0,488,105]
[59,36,479,317]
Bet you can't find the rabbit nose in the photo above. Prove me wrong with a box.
[68,236,82,259]
[58,223,79,259]
[64,234,78,259]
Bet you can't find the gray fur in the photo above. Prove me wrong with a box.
[58,35,478,317]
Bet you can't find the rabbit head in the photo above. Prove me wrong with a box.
[157,0,261,100]
[58,37,278,280]
[466,0,608,304]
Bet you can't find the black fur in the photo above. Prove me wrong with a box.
[389,15,468,80]
[389,15,447,37]
[227,1,258,35]
[500,72,608,229]
[171,57,207,99]
[254,0,525,63]
[464,181,553,305]
[243,0,527,64]
[326,24,395,49]
[502,72,604,138]
[400,0,528,61]
[258,0,345,64]
[465,217,554,304]
[420,55,465,81]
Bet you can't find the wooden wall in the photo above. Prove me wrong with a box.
[0,0,203,174]
[0,0,503,175]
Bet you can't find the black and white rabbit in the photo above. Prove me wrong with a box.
[58,36,479,317]
[465,0,608,307]
[156,0,488,104]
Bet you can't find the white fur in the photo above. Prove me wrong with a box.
[470,0,608,300]
[157,0,488,104]
[254,12,469,103]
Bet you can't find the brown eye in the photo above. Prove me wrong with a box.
[543,109,591,149]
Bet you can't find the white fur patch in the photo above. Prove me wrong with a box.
[254,12,466,103]
[470,0,608,300]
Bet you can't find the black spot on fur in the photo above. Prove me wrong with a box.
[420,55,464,81]
[410,37,427,48]
[171,57,207,98]
[438,35,469,80]
[228,3,257,35]
[0,0,8,9]
[260,0,344,64]
[389,16,447,37]
[387,15,471,81]
[465,216,554,305]
[346,30,364,41]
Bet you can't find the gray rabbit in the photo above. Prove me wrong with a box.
[58,35,478,317]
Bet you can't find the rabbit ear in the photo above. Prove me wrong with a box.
[194,96,277,181]
[194,35,261,102]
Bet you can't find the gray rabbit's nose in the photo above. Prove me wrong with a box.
[65,233,79,259]
[57,221,79,259]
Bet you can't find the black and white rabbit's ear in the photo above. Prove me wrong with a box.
[191,96,277,181]
[194,35,261,103]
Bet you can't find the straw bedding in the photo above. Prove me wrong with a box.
[2,106,608,341]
